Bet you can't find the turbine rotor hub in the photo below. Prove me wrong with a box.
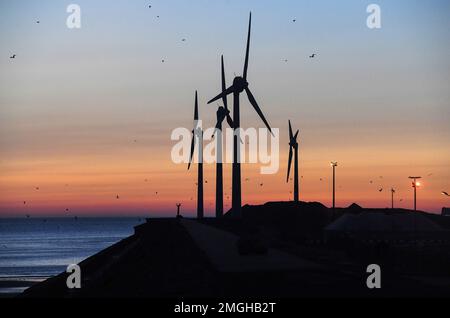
[233,76,248,93]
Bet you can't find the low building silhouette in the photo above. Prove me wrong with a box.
[325,211,449,244]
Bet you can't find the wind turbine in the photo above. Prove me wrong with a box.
[188,91,204,219]
[287,120,299,202]
[208,12,272,217]
[408,176,421,212]
[212,56,234,218]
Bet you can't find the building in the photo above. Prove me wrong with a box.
[325,212,449,244]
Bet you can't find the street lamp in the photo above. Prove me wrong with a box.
[391,188,396,209]
[331,162,338,210]
[408,176,422,212]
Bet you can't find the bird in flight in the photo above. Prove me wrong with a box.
[379,188,383,192]
[292,19,296,23]
[442,191,450,197]
[309,54,316,58]
[116,195,120,199]
[181,38,186,42]
[10,54,16,59]
[36,20,40,24]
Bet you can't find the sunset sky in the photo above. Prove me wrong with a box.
[0,0,449,217]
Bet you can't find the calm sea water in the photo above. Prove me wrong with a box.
[0,218,143,280]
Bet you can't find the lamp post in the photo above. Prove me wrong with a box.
[391,188,395,209]
[408,177,422,212]
[331,162,338,210]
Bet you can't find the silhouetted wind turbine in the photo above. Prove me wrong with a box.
[212,55,234,218]
[408,176,421,212]
[208,12,272,217]
[287,120,300,202]
[188,91,204,219]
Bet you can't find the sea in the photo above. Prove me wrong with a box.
[0,217,143,296]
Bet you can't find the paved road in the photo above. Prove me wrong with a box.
[181,219,324,273]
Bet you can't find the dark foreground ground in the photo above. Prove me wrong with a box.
[20,202,450,298]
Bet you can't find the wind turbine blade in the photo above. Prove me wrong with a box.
[287,146,293,183]
[188,132,196,170]
[243,12,252,81]
[215,121,221,131]
[226,114,234,128]
[214,112,223,131]
[194,91,199,121]
[207,86,234,104]
[245,87,273,135]
[221,55,228,110]
[294,130,299,140]
[289,120,293,140]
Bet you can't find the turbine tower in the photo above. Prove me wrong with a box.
[188,91,204,219]
[409,176,421,212]
[213,56,234,218]
[287,120,300,202]
[208,12,272,217]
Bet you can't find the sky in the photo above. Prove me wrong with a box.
[0,0,449,217]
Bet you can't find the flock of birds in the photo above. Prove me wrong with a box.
[20,170,448,219]
[8,9,316,63]
[22,176,159,219]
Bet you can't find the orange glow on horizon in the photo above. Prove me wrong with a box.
[0,141,448,217]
